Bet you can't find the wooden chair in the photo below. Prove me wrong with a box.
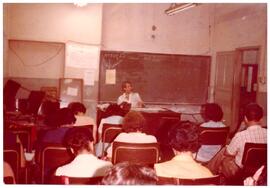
[195,126,229,160]
[4,143,21,183]
[101,124,122,154]
[241,142,267,177]
[50,175,103,185]
[157,175,221,185]
[112,142,160,165]
[39,143,74,184]
[4,176,15,184]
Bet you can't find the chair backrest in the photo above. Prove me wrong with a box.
[157,175,220,185]
[241,142,267,176]
[198,126,229,145]
[4,143,21,182]
[51,176,103,185]
[40,143,73,184]
[112,141,160,165]
[102,124,122,143]
[4,176,15,184]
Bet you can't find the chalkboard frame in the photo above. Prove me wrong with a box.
[98,50,211,105]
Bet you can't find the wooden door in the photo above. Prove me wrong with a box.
[214,51,241,133]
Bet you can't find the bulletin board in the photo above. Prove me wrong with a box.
[59,78,83,107]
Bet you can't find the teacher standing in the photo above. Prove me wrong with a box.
[117,81,144,108]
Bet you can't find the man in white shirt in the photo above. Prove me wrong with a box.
[117,81,144,108]
[206,103,267,178]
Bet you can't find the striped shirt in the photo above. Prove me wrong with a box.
[226,125,267,168]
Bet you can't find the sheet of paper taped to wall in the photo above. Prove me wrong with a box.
[67,87,78,96]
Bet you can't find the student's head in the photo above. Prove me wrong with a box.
[168,121,199,153]
[121,81,133,94]
[45,107,76,127]
[244,103,263,122]
[68,102,86,115]
[201,103,223,122]
[101,162,158,185]
[122,111,146,133]
[65,129,94,155]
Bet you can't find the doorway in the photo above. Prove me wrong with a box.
[237,48,259,127]
[214,47,260,134]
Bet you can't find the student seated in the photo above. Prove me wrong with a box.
[106,111,157,158]
[117,81,144,108]
[196,103,226,162]
[55,129,112,177]
[101,162,158,185]
[39,108,76,144]
[154,121,213,179]
[68,102,97,143]
[206,103,267,179]
[95,104,127,157]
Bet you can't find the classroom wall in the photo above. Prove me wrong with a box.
[211,3,267,112]
[3,3,267,120]
[101,3,267,112]
[101,3,212,55]
[4,3,103,118]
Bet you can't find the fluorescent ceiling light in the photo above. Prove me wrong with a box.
[74,2,88,7]
[165,3,198,16]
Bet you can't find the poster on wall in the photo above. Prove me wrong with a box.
[65,41,100,69]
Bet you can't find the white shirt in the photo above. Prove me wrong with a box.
[117,92,142,108]
[74,115,96,127]
[107,132,157,157]
[98,115,123,134]
[196,121,226,162]
[226,125,267,168]
[55,153,112,177]
[155,154,213,179]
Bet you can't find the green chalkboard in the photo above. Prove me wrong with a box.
[98,50,210,104]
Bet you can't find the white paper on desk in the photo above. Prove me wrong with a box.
[84,69,95,86]
[105,69,116,84]
[67,87,78,96]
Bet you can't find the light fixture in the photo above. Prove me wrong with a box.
[165,3,198,16]
[74,2,88,7]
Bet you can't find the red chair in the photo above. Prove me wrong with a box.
[157,175,221,185]
[112,142,160,165]
[50,175,103,185]
[101,124,122,155]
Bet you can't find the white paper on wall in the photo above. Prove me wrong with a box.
[66,41,100,69]
[105,69,116,84]
[67,87,78,96]
[84,69,95,86]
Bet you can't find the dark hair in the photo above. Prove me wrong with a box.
[45,107,76,127]
[121,81,132,90]
[101,162,157,185]
[202,103,223,122]
[64,129,94,154]
[244,103,263,122]
[104,104,127,118]
[168,121,199,153]
[68,102,86,115]
[122,111,145,133]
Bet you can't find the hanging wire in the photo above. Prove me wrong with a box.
[9,42,64,67]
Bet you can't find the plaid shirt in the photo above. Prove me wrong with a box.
[226,125,267,168]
